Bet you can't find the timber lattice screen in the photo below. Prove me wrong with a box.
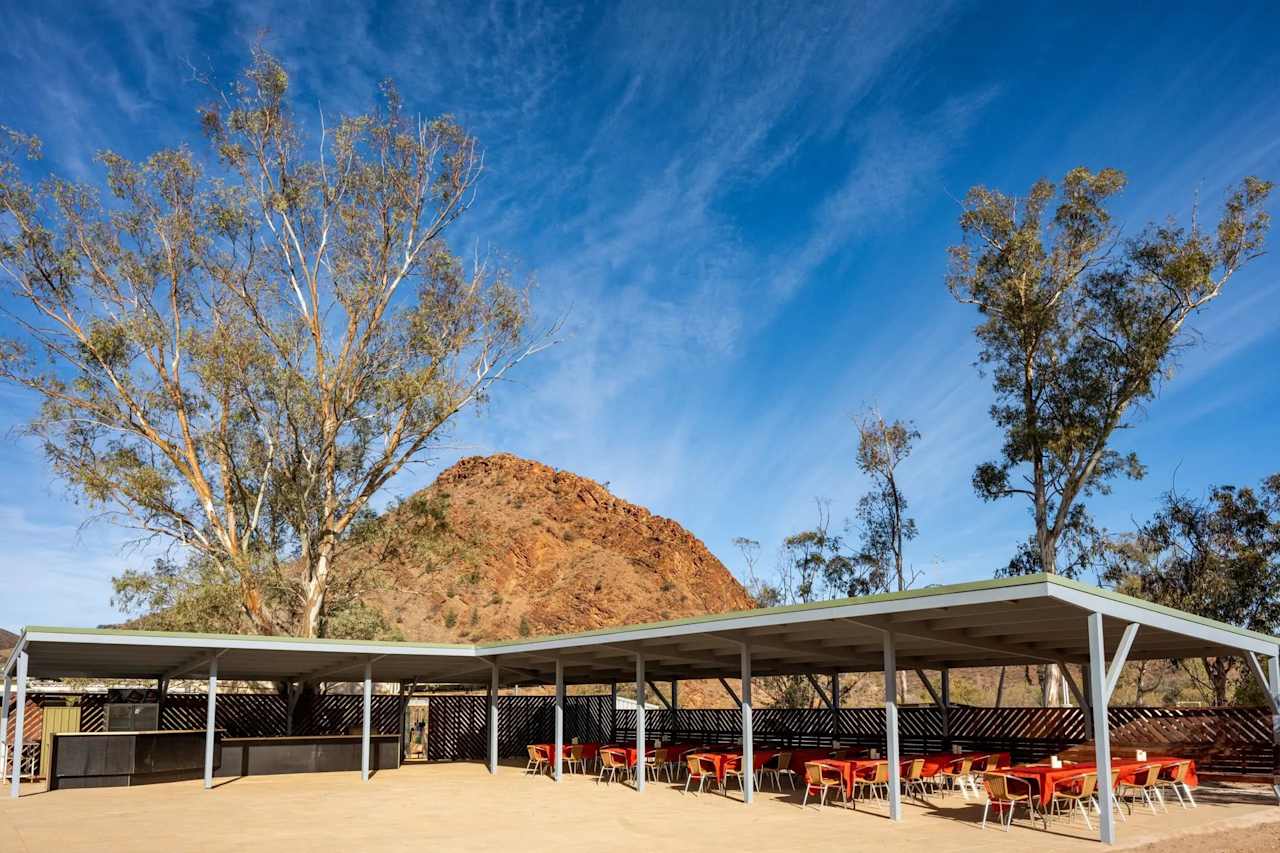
[75,692,402,737]
[425,694,613,761]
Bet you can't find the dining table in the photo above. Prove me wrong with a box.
[531,742,601,765]
[916,751,1012,777]
[814,758,888,798]
[690,748,783,783]
[1003,757,1196,807]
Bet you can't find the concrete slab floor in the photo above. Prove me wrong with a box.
[1,761,1276,853]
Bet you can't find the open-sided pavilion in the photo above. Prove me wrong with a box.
[4,572,1279,845]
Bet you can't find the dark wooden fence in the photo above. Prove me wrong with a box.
[76,692,402,737]
[425,694,613,761]
[607,705,1272,777]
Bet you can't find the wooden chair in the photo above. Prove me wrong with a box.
[982,773,1043,831]
[597,749,630,785]
[565,744,585,775]
[683,755,720,795]
[525,745,549,776]
[723,755,746,797]
[646,748,674,783]
[938,756,976,799]
[1117,764,1164,815]
[769,751,798,791]
[852,762,890,808]
[801,762,846,810]
[901,757,929,801]
[1049,772,1098,830]
[1154,761,1197,809]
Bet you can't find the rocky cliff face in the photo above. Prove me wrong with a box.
[357,453,755,644]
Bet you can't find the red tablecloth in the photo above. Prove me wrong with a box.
[916,751,1011,777]
[815,758,885,798]
[600,743,702,768]
[531,742,600,763]
[689,749,781,782]
[1005,758,1195,807]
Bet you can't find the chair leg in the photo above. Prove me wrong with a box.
[982,801,990,830]
[1181,782,1196,808]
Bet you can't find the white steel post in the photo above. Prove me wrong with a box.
[670,680,679,742]
[1087,612,1115,844]
[554,657,565,781]
[940,668,951,751]
[1,672,10,789]
[635,654,645,791]
[488,662,500,774]
[361,660,373,782]
[1269,651,1279,803]
[832,670,841,744]
[741,644,753,804]
[883,631,901,821]
[203,655,217,790]
[8,653,26,798]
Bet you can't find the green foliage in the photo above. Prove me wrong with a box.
[949,168,1272,575]
[844,410,919,594]
[0,50,543,639]
[443,609,457,629]
[518,615,531,637]
[1103,474,1280,704]
[324,600,404,642]
[111,555,247,634]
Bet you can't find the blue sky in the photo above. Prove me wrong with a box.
[2,1,1278,631]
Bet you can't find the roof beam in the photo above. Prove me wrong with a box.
[805,674,833,710]
[163,648,227,680]
[297,653,386,683]
[847,616,1064,665]
[718,678,741,706]
[703,631,854,666]
[647,681,673,711]
[915,669,942,706]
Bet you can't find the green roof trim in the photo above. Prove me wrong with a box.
[19,572,1278,654]
[476,573,1056,648]
[20,624,471,651]
[1043,573,1280,646]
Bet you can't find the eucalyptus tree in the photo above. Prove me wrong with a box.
[948,167,1270,704]
[948,167,1271,582]
[850,409,919,594]
[0,51,543,639]
[1104,475,1280,705]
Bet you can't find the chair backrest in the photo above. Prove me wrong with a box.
[804,762,825,785]
[569,745,584,760]
[527,745,542,762]
[698,756,719,777]
[820,764,843,786]
[985,773,1011,800]
[951,757,973,774]
[725,755,742,773]
[1075,772,1098,797]
[777,752,792,772]
[1164,760,1190,783]
[870,762,889,784]
[971,754,994,771]
[685,754,703,777]
[652,748,667,765]
[1139,764,1161,787]
[601,749,623,769]
[904,758,925,780]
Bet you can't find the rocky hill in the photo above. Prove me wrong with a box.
[354,453,756,645]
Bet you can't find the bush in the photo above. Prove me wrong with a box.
[443,609,457,629]
[518,615,531,637]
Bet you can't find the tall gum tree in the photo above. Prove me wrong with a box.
[948,167,1271,703]
[0,51,547,639]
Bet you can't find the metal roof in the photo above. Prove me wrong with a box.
[5,574,1277,686]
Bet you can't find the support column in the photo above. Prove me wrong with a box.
[1081,664,1094,741]
[488,662,500,774]
[832,670,841,744]
[8,653,26,798]
[1269,652,1279,803]
[670,680,679,742]
[883,632,901,821]
[635,655,646,791]
[203,655,217,790]
[554,657,565,782]
[1,671,11,789]
[609,681,618,742]
[361,660,373,782]
[741,644,753,804]
[1087,612,1115,845]
[940,668,951,751]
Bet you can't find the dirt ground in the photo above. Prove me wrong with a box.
[1,762,1276,852]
